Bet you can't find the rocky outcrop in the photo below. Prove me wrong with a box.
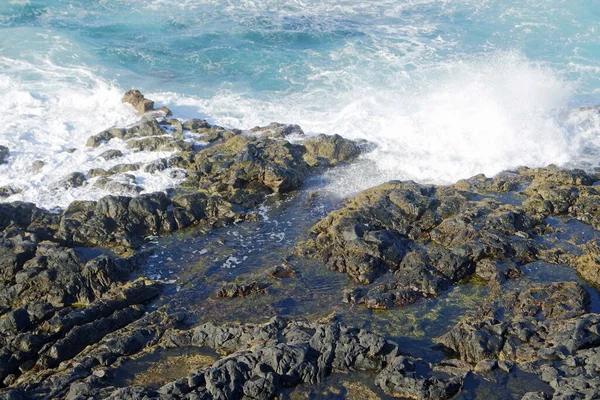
[297,166,600,308]
[174,130,360,209]
[5,317,463,399]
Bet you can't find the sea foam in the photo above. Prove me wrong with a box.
[152,52,595,198]
[0,56,184,210]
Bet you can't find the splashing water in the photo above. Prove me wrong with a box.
[0,0,599,207]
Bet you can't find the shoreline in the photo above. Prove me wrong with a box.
[0,91,600,399]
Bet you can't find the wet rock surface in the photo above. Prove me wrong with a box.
[2,93,600,399]
[3,316,464,399]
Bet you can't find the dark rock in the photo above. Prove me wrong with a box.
[0,145,9,164]
[217,281,270,298]
[87,120,165,147]
[375,356,463,399]
[438,281,592,365]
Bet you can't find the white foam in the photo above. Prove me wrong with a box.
[152,52,592,198]
[0,56,186,210]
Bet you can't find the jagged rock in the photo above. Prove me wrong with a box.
[438,282,591,364]
[375,356,463,399]
[183,118,211,131]
[122,90,154,116]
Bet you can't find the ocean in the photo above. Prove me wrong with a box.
[1,0,599,209]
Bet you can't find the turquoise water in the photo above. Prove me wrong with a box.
[1,0,600,207]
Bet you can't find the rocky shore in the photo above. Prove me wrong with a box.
[1,92,600,399]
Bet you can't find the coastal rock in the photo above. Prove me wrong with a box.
[181,132,360,209]
[93,177,142,197]
[98,150,123,161]
[375,356,463,399]
[216,281,270,298]
[122,90,154,116]
[126,135,192,152]
[1,316,463,399]
[57,172,86,189]
[31,160,44,172]
[573,239,600,285]
[250,122,304,138]
[303,133,361,168]
[86,120,165,147]
[0,146,9,164]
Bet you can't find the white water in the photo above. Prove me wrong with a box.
[0,57,185,210]
[153,52,600,197]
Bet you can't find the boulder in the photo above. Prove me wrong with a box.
[122,89,154,115]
